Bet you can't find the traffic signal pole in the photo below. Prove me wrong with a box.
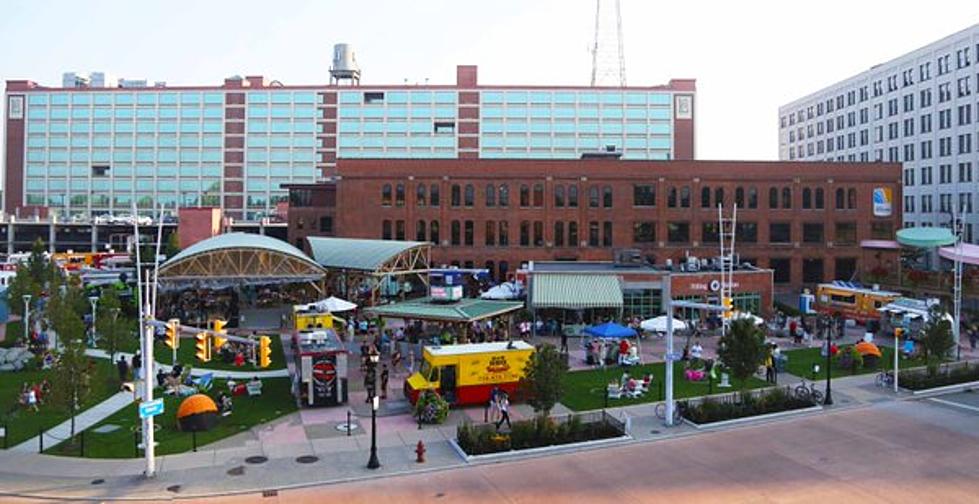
[142,271,156,478]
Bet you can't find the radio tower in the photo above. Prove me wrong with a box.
[590,0,626,87]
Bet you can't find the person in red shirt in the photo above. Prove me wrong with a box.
[234,351,245,367]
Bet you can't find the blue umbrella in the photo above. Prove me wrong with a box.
[584,322,637,339]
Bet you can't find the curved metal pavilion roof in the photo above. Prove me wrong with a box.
[158,233,325,288]
[306,237,429,273]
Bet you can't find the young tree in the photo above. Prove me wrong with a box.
[48,331,92,438]
[27,238,49,285]
[6,265,40,319]
[96,287,131,362]
[164,231,181,260]
[716,319,767,390]
[520,343,569,417]
[920,303,955,376]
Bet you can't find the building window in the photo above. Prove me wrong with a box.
[747,187,757,209]
[702,222,719,243]
[701,186,711,208]
[736,222,757,243]
[554,185,565,207]
[554,221,564,247]
[290,190,313,207]
[668,187,678,208]
[835,188,845,209]
[781,188,791,209]
[603,221,613,247]
[847,188,856,209]
[381,184,392,206]
[520,184,530,207]
[416,220,426,242]
[667,222,689,243]
[835,222,857,244]
[533,183,544,207]
[451,184,461,207]
[769,222,791,243]
[803,223,824,243]
[451,220,461,246]
[714,187,724,207]
[430,221,440,244]
[417,185,427,207]
[770,258,791,284]
[382,220,392,240]
[395,184,405,207]
[464,184,474,207]
[735,187,745,207]
[633,221,655,243]
[464,220,474,246]
[568,221,578,245]
[803,258,824,283]
[568,185,579,207]
[395,220,405,240]
[634,184,656,206]
[836,258,857,280]
[498,221,508,246]
[319,216,334,233]
[768,187,778,209]
[588,221,599,246]
[814,188,824,209]
[485,221,495,246]
[498,184,509,207]
[520,221,530,246]
[485,184,496,207]
[430,184,440,207]
[589,186,599,207]
[535,221,545,246]
[602,186,613,208]
[680,186,691,208]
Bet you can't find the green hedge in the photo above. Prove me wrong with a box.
[899,363,979,390]
[681,387,816,425]
[456,414,622,456]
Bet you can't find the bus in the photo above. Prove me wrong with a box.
[814,282,900,323]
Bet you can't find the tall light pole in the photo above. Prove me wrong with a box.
[22,294,31,344]
[88,295,99,347]
[366,350,381,469]
[664,274,675,427]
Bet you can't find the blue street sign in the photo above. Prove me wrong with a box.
[664,352,682,362]
[138,398,164,419]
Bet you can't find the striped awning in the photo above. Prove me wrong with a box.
[531,274,623,310]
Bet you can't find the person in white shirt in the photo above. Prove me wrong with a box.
[690,340,704,360]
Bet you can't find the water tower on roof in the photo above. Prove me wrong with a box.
[330,43,361,86]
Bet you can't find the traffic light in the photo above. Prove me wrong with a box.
[164,319,180,349]
[211,319,227,350]
[895,327,904,339]
[722,297,734,320]
[258,336,272,368]
[195,332,211,362]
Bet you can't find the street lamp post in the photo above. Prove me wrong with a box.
[366,350,381,470]
[823,316,834,406]
[88,295,99,347]
[22,294,31,344]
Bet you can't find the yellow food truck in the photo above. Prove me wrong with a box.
[292,305,336,331]
[404,341,535,406]
[814,282,900,323]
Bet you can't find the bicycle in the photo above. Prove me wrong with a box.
[654,401,682,424]
[794,379,824,404]
[875,370,895,388]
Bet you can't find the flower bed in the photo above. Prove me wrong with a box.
[899,361,979,391]
[680,386,817,425]
[456,411,625,456]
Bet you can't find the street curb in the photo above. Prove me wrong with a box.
[447,434,632,463]
[903,379,979,397]
[681,405,824,430]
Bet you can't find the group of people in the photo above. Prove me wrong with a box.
[488,386,512,431]
[116,352,142,385]
[764,343,782,384]
[18,380,50,412]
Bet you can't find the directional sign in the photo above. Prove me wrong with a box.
[138,398,164,419]
[664,352,683,362]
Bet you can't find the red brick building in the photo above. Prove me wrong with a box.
[287,158,902,295]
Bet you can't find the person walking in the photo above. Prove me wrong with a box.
[116,355,129,384]
[764,345,775,383]
[560,329,569,354]
[380,364,389,399]
[132,352,142,382]
[495,392,511,431]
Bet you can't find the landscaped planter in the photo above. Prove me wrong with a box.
[682,404,823,429]
[902,380,979,396]
[898,361,979,395]
[454,411,627,460]
[678,386,820,428]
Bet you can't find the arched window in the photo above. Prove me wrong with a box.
[568,185,579,207]
[701,186,711,208]
[554,221,564,247]
[589,186,600,207]
[416,184,427,207]
[498,221,509,246]
[499,184,509,207]
[451,184,461,207]
[485,184,496,207]
[714,187,724,207]
[450,220,461,245]
[485,261,496,282]
[395,183,405,207]
[747,187,757,209]
[554,185,565,207]
[847,188,857,209]
[835,188,845,209]
[430,184,440,206]
[815,188,824,209]
[416,220,426,242]
[533,183,544,207]
[568,221,579,245]
[602,186,613,208]
[782,187,791,209]
[382,220,392,239]
[668,187,678,207]
[520,221,530,246]
[735,187,745,207]
[679,186,691,208]
[520,184,530,207]
[802,188,812,209]
[768,187,778,209]
[429,220,440,244]
[381,184,392,206]
[485,220,496,246]
[464,184,474,207]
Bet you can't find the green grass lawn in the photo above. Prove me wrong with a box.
[46,377,297,458]
[560,362,770,412]
[99,331,286,372]
[782,345,929,381]
[1,321,23,348]
[0,357,120,448]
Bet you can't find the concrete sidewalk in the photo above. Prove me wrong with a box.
[10,390,135,453]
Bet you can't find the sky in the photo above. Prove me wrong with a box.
[2,0,979,161]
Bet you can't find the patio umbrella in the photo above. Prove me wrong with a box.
[315,296,358,313]
[640,316,688,333]
[731,311,765,326]
[176,394,219,432]
[855,341,882,358]
[584,322,637,339]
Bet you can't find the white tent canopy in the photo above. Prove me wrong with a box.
[640,316,688,333]
[731,311,765,326]
[295,296,358,313]
[480,281,522,300]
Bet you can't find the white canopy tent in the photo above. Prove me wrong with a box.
[640,316,688,333]
[295,296,358,314]
[480,282,523,300]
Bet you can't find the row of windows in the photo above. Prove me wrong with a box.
[27,92,227,106]
[481,121,671,134]
[787,102,979,147]
[903,193,974,214]
[27,149,224,163]
[481,135,669,150]
[27,133,224,148]
[27,179,222,191]
[338,106,457,119]
[25,164,316,180]
[379,219,891,247]
[481,106,671,120]
[904,163,975,186]
[28,120,224,134]
[338,90,457,105]
[480,91,672,106]
[28,106,225,120]
[339,135,455,148]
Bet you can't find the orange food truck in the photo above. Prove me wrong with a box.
[404,341,535,406]
[814,282,900,323]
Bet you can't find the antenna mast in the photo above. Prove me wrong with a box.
[590,0,627,87]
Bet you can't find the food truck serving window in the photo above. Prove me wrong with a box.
[830,293,856,305]
[419,360,434,381]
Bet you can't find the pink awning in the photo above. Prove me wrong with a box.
[939,243,979,266]
[860,240,901,250]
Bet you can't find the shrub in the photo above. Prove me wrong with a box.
[899,362,979,390]
[455,413,624,456]
[681,387,814,424]
[414,390,450,424]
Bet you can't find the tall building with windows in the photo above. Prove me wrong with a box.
[778,24,979,243]
[4,63,695,222]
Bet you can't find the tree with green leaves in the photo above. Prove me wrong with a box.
[6,265,40,320]
[920,303,955,376]
[520,343,568,417]
[164,231,181,260]
[716,319,767,390]
[96,287,131,362]
[27,238,49,285]
[48,332,92,438]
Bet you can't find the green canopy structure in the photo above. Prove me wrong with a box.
[895,227,955,248]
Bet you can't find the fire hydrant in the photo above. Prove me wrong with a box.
[415,440,426,463]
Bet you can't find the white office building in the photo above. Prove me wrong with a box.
[779,24,979,243]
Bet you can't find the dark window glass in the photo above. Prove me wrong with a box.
[667,222,690,243]
[464,184,474,207]
[714,187,724,207]
[430,221,440,244]
[602,186,613,208]
[802,188,812,208]
[498,221,509,246]
[382,220,392,240]
[568,222,578,245]
[520,184,530,207]
[464,220,474,246]
[835,257,857,280]
[634,221,655,243]
[768,187,778,209]
[735,187,745,207]
[319,216,333,233]
[736,222,757,243]
[451,184,461,207]
[702,222,719,243]
[554,185,565,207]
[533,183,544,207]
[803,223,824,243]
[633,185,656,206]
[451,220,461,245]
[782,187,792,209]
[395,183,405,207]
[835,222,857,244]
[588,221,599,246]
[835,188,845,209]
[568,185,579,207]
[701,186,711,208]
[485,220,495,246]
[430,185,440,206]
[589,186,599,207]
[668,187,678,207]
[534,221,544,246]
[554,222,564,247]
[603,221,613,246]
[847,188,857,209]
[747,187,757,208]
[770,258,791,284]
[381,184,392,206]
[498,184,509,207]
[395,220,405,240]
[417,185,427,207]
[680,186,691,208]
[416,220,426,242]
[871,222,893,239]
[815,188,824,209]
[769,222,791,243]
[485,184,496,207]
[803,258,824,283]
[520,221,530,246]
